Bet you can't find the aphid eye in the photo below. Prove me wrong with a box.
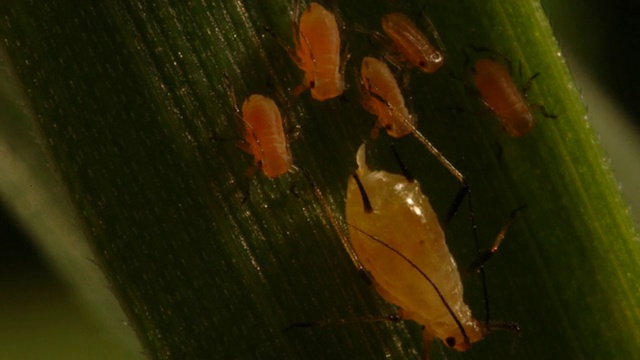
[309,80,316,89]
[418,60,426,68]
[445,337,456,348]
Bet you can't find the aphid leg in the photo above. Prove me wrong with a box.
[420,329,435,360]
[522,73,558,119]
[388,140,415,183]
[350,23,388,49]
[521,72,540,95]
[464,205,527,275]
[396,66,412,88]
[488,320,521,355]
[530,103,558,119]
[444,184,470,224]
[222,73,251,141]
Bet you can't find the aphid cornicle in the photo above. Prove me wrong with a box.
[234,94,293,179]
[381,12,445,73]
[292,2,345,101]
[360,56,416,138]
[472,58,555,138]
[345,144,484,353]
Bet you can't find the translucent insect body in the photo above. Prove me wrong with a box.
[293,2,345,101]
[360,56,416,138]
[345,144,484,352]
[239,95,293,178]
[381,12,444,73]
[472,57,557,138]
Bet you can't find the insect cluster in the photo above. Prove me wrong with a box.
[221,2,553,358]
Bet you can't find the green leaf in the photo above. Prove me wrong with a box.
[1,1,638,359]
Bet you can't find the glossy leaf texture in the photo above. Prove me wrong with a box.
[1,1,638,359]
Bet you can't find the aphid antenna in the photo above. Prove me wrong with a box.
[419,6,448,58]
[489,320,522,355]
[464,204,527,325]
[468,44,514,74]
[263,25,302,69]
[348,222,471,348]
[294,166,363,269]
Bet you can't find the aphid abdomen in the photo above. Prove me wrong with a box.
[241,95,292,178]
[361,57,415,137]
[296,2,344,101]
[473,59,534,137]
[345,145,483,350]
[381,12,444,73]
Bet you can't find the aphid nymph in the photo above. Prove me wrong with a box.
[225,76,293,179]
[360,56,416,138]
[359,57,467,195]
[381,12,445,73]
[471,50,556,137]
[291,2,346,101]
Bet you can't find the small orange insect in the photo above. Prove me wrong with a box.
[290,2,346,101]
[344,144,519,356]
[360,57,466,189]
[225,77,293,179]
[472,57,556,138]
[360,56,415,138]
[381,12,445,73]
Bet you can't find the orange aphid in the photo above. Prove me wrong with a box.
[360,56,415,138]
[360,56,466,187]
[472,58,536,138]
[346,144,483,353]
[381,12,444,73]
[238,95,293,178]
[293,2,345,101]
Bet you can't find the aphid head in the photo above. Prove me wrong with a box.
[443,334,473,352]
[417,50,444,73]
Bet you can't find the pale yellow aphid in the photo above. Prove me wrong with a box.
[381,12,445,73]
[345,144,483,353]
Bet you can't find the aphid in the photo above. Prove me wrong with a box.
[472,57,556,138]
[292,145,519,357]
[360,56,415,138]
[360,57,466,191]
[225,77,293,179]
[291,2,345,101]
[343,144,518,356]
[381,12,445,73]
